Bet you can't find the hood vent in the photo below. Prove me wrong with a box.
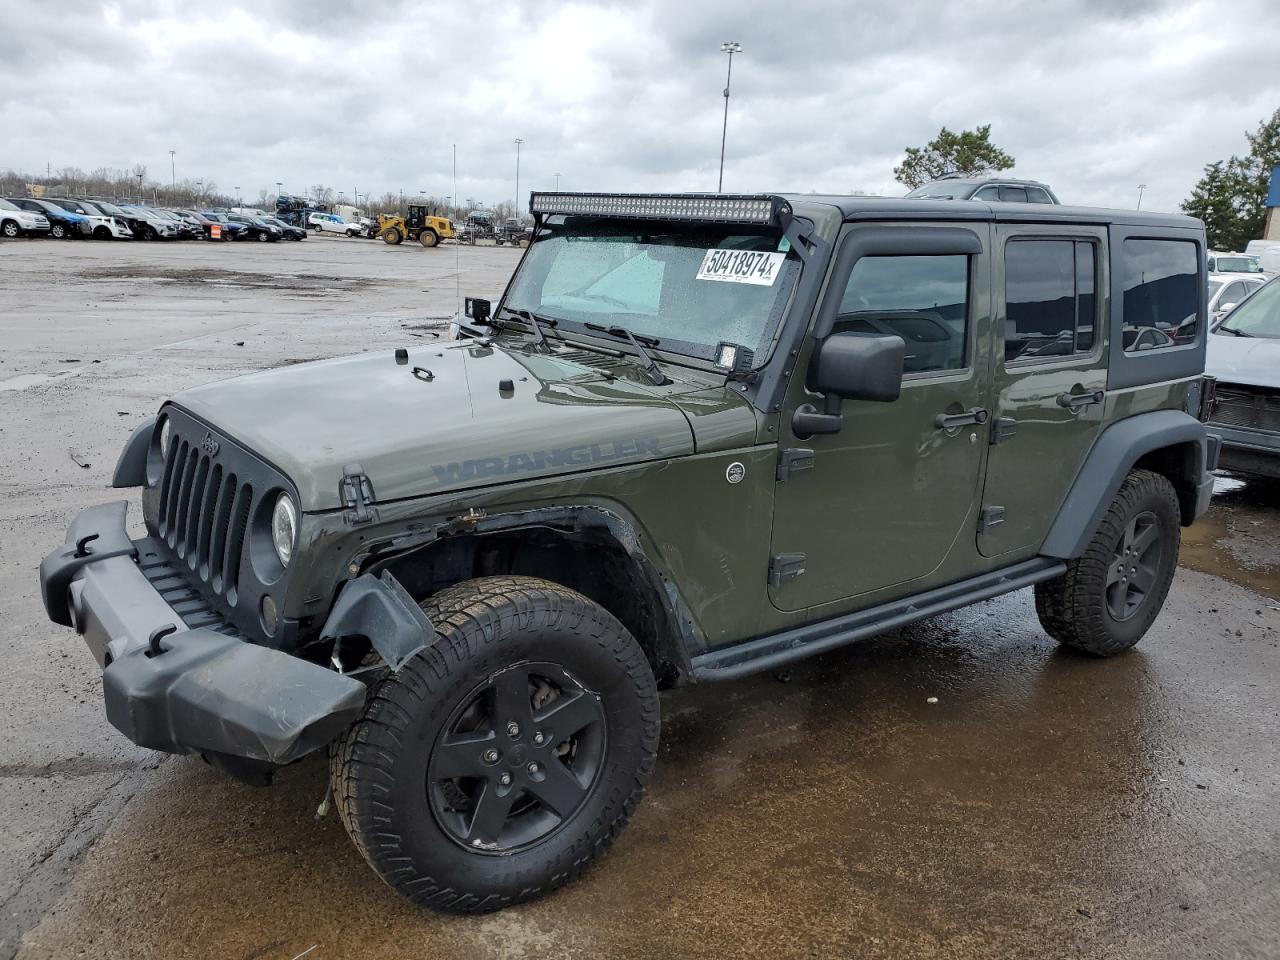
[554,348,621,371]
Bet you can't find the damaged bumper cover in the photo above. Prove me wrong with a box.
[38,501,366,765]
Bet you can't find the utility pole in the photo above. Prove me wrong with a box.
[514,138,524,215]
[718,41,741,192]
[1136,183,1147,210]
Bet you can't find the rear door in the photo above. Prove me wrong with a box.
[978,224,1109,557]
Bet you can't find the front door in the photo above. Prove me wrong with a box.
[768,223,992,612]
[978,225,1109,557]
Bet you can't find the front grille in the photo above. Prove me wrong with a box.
[136,538,238,635]
[1210,384,1280,434]
[156,436,255,606]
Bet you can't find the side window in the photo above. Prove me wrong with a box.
[999,186,1029,202]
[1219,281,1244,308]
[1120,239,1199,350]
[1026,187,1053,204]
[1004,239,1098,361]
[973,186,1001,201]
[832,255,970,374]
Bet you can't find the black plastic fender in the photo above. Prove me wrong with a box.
[320,571,433,671]
[111,415,157,488]
[1040,409,1208,559]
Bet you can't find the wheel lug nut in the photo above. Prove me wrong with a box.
[506,722,520,737]
[533,732,545,745]
[499,772,512,786]
[483,749,499,763]
[527,762,539,775]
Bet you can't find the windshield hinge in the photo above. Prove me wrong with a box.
[776,448,815,482]
[768,552,807,587]
[979,506,1006,532]
[340,463,378,525]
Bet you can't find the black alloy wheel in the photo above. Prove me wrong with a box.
[1106,511,1162,622]
[427,660,608,853]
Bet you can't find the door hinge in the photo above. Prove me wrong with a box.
[340,463,378,525]
[776,448,815,482]
[990,417,1017,445]
[979,506,1006,532]
[768,552,807,586]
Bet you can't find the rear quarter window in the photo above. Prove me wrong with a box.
[1120,239,1199,350]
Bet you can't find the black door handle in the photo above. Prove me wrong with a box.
[1056,389,1105,409]
[934,407,989,430]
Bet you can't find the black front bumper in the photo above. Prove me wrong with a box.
[39,501,366,765]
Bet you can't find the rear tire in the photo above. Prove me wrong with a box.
[1035,469,1180,656]
[418,229,438,248]
[331,575,659,914]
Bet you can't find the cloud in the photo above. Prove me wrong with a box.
[1,0,1278,212]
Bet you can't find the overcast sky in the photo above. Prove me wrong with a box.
[2,0,1278,212]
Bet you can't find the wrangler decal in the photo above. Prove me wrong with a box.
[431,436,663,485]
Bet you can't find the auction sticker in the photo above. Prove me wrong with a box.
[696,248,785,286]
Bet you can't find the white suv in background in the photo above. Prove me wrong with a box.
[308,212,365,237]
[0,198,51,238]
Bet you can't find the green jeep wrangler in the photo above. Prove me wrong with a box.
[40,191,1218,913]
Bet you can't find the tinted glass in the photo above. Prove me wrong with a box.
[973,186,1000,201]
[1000,186,1029,202]
[1005,241,1075,359]
[1076,242,1095,351]
[1026,187,1053,204]
[1121,239,1198,350]
[833,255,969,373]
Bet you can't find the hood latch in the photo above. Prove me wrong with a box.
[340,463,378,525]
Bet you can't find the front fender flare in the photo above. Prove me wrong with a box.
[1041,409,1208,559]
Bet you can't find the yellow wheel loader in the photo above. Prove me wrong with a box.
[378,205,455,247]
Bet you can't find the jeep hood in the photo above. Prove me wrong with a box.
[173,342,728,511]
[1207,333,1280,390]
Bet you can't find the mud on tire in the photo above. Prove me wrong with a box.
[1035,468,1181,656]
[330,575,659,913]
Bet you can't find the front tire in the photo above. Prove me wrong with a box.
[50,223,67,239]
[419,229,438,248]
[2,220,20,238]
[383,227,402,245]
[331,575,659,913]
[1035,469,1180,656]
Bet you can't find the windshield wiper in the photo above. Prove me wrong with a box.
[583,322,669,385]
[500,307,557,352]
[1218,324,1252,337]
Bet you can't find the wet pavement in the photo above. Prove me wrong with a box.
[2,238,1279,959]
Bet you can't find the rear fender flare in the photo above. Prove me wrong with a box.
[1041,409,1207,559]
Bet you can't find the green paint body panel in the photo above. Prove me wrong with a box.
[141,196,1212,672]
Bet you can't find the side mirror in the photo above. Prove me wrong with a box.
[792,332,905,438]
[1219,302,1236,313]
[464,297,491,323]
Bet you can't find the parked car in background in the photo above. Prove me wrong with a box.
[44,198,134,239]
[906,176,1060,203]
[200,211,247,240]
[85,201,179,241]
[148,209,202,240]
[173,209,230,241]
[1207,251,1266,274]
[261,215,306,240]
[5,198,87,238]
[308,212,365,237]
[226,213,282,242]
[1244,240,1280,275]
[1205,275,1280,478]
[1208,273,1267,325]
[0,198,52,238]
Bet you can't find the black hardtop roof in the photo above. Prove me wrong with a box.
[786,194,1202,230]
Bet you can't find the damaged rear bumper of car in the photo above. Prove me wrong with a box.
[38,501,367,777]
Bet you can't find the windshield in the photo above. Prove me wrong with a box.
[0,199,17,211]
[905,181,969,199]
[1215,255,1263,274]
[502,218,801,360]
[94,201,126,216]
[1218,278,1280,338]
[1207,279,1224,299]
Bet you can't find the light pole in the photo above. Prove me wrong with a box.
[1136,183,1147,210]
[276,181,283,200]
[718,41,741,192]
[236,187,241,205]
[136,169,144,199]
[514,138,524,214]
[196,179,203,202]
[555,172,561,191]
[169,149,175,196]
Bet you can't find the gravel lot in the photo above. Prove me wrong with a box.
[1,236,1278,960]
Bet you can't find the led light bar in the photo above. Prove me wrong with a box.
[530,192,788,225]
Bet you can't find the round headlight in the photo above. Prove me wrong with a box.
[271,494,297,567]
[158,417,171,455]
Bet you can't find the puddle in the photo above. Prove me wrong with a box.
[1182,474,1280,599]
